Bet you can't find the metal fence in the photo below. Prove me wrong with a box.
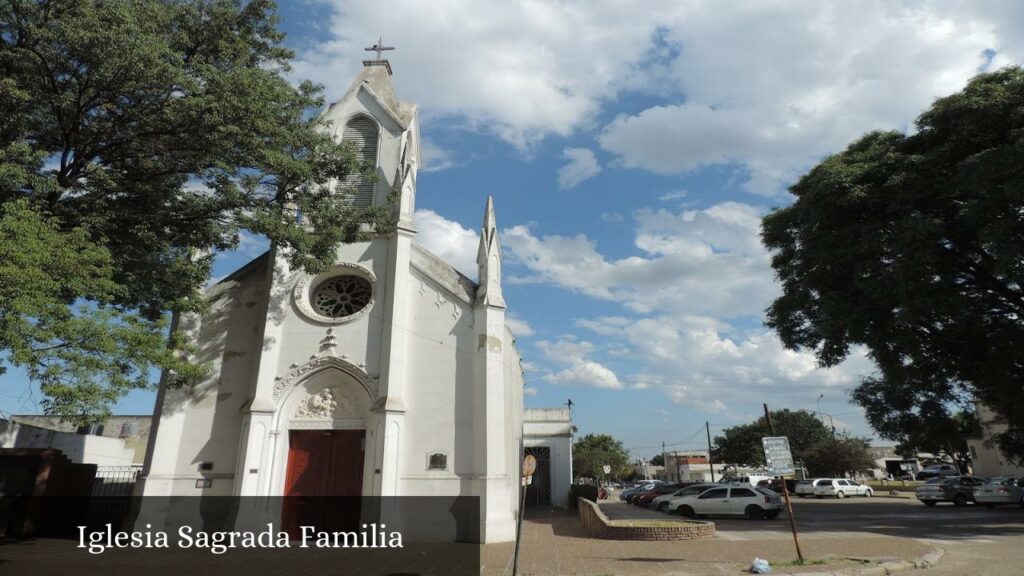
[91,465,143,497]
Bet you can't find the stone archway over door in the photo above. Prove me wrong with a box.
[275,367,373,535]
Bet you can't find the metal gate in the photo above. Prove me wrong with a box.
[92,465,142,496]
[524,447,551,506]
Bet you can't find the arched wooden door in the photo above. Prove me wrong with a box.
[281,429,365,536]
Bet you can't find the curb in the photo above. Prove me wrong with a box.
[773,547,943,576]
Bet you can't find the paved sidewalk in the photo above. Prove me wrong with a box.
[482,507,935,576]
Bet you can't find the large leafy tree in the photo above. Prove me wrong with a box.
[573,433,630,480]
[711,409,833,468]
[762,67,1024,462]
[0,0,395,422]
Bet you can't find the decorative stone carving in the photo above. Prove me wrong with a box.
[293,387,344,418]
[272,355,375,402]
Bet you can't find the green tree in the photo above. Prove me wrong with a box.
[882,410,980,473]
[712,409,833,468]
[0,200,205,421]
[762,67,1024,462]
[573,433,630,481]
[802,434,877,478]
[0,0,395,422]
[649,453,665,466]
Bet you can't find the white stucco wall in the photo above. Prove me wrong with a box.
[524,408,572,508]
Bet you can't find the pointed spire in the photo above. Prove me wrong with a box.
[476,196,505,308]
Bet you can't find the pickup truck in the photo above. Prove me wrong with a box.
[915,476,988,506]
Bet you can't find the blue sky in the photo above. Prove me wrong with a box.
[4,1,1023,459]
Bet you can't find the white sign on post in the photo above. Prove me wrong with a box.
[762,436,796,475]
[602,464,611,475]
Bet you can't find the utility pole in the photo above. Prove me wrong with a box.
[705,421,716,483]
[764,404,804,564]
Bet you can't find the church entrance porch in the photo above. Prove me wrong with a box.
[282,429,365,535]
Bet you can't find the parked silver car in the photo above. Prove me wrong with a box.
[974,476,1024,508]
[794,478,828,497]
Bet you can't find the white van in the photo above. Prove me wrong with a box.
[724,474,774,487]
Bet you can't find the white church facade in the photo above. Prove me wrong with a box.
[138,58,531,542]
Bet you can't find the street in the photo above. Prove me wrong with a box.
[600,497,1024,573]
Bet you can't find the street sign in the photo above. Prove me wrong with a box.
[522,454,537,477]
[602,464,611,475]
[762,436,795,475]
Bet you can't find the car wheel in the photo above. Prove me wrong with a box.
[923,501,937,507]
[745,505,766,520]
[836,491,845,499]
[864,490,872,498]
[954,494,968,507]
[984,503,996,509]
[678,505,696,518]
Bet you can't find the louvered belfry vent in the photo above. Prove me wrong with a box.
[341,116,378,207]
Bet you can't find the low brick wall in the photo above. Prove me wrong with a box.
[576,498,715,540]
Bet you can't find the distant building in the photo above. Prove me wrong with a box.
[662,452,720,483]
[967,404,1024,478]
[0,418,136,467]
[633,460,663,480]
[9,415,151,465]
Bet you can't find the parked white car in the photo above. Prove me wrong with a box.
[658,483,720,512]
[794,478,829,497]
[671,485,783,519]
[813,478,873,498]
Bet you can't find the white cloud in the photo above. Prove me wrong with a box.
[293,0,670,149]
[600,212,624,222]
[557,148,601,189]
[506,313,535,337]
[420,137,456,172]
[537,337,623,389]
[237,231,270,257]
[575,314,874,414]
[503,201,774,317]
[598,3,1018,195]
[524,386,538,396]
[659,189,688,202]
[412,209,479,279]
[294,1,1023,190]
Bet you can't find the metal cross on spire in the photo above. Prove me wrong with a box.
[364,36,395,61]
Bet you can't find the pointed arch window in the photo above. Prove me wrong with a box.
[340,116,378,207]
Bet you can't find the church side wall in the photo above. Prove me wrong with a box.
[505,328,526,515]
[143,260,269,496]
[398,269,475,495]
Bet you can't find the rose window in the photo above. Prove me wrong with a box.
[312,276,372,318]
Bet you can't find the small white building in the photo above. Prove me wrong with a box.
[967,404,1024,478]
[523,408,573,507]
[139,58,538,542]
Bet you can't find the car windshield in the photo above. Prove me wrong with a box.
[755,487,776,496]
[925,478,953,484]
[987,477,1017,486]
